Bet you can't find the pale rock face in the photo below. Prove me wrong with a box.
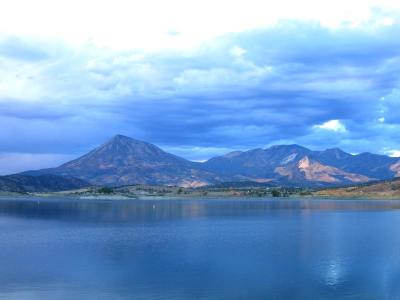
[274,166,294,179]
[298,156,311,169]
[280,153,297,165]
[297,156,370,183]
[390,161,400,177]
[178,180,209,188]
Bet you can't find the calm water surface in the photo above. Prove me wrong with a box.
[1,197,400,299]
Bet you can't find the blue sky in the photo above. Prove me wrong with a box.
[1,0,400,174]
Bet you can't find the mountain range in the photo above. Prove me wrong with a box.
[21,134,400,188]
[0,174,89,193]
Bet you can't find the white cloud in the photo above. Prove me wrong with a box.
[230,46,247,57]
[380,17,395,26]
[314,120,347,132]
[384,149,400,157]
[0,0,399,51]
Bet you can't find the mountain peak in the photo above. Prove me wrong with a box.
[324,147,346,153]
[268,144,310,151]
[100,135,164,154]
[32,134,216,187]
[111,134,131,141]
[223,151,244,158]
[321,147,350,158]
[89,134,172,161]
[107,134,143,144]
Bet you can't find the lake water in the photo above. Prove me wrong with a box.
[1,197,400,299]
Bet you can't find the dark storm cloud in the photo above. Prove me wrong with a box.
[1,19,400,163]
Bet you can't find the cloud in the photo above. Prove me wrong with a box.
[384,149,400,158]
[2,0,400,50]
[1,9,400,172]
[0,36,49,61]
[230,46,247,57]
[314,120,347,132]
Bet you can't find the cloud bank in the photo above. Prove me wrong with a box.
[1,5,400,173]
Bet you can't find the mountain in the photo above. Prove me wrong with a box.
[203,144,311,180]
[275,156,369,185]
[313,149,398,179]
[21,135,400,188]
[23,135,221,187]
[202,144,400,186]
[0,174,89,193]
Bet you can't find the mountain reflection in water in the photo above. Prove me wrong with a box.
[0,197,400,300]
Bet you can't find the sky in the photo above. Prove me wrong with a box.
[1,0,400,174]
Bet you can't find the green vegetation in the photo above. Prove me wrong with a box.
[98,184,312,198]
[6,182,318,199]
[98,187,114,194]
[271,190,281,197]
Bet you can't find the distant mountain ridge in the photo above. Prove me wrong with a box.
[21,134,400,187]
[202,144,399,186]
[0,174,89,193]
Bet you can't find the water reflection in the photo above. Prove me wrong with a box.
[1,197,400,223]
[0,197,400,299]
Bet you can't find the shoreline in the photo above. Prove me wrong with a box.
[1,192,400,201]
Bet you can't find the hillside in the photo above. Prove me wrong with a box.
[23,135,222,187]
[314,178,400,198]
[0,174,90,193]
[203,144,399,186]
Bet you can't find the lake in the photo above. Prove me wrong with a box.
[1,197,400,299]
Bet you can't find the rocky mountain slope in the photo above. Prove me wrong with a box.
[21,135,400,187]
[23,135,221,187]
[202,144,400,186]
